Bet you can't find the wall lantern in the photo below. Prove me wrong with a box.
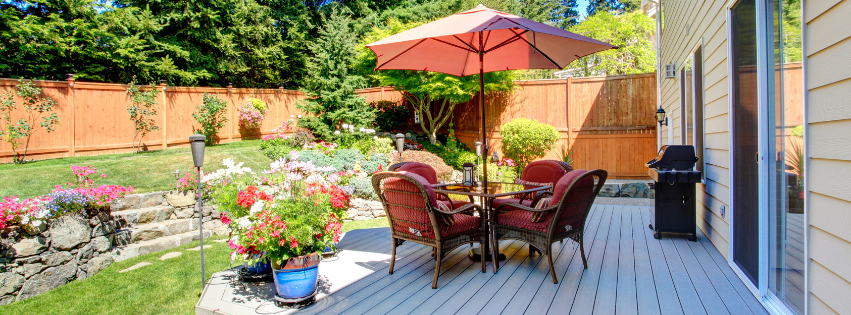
[656,107,668,126]
[227,82,233,93]
[160,80,167,91]
[462,163,476,186]
[491,151,499,163]
[188,134,207,288]
[66,74,75,88]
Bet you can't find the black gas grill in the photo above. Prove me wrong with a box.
[646,145,701,241]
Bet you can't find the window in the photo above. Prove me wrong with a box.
[679,47,704,179]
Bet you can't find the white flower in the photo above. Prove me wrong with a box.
[359,127,366,132]
[21,216,29,225]
[290,115,295,118]
[342,123,349,129]
[373,136,378,140]
[297,115,302,118]
[237,217,251,229]
[334,130,341,135]
[249,201,265,215]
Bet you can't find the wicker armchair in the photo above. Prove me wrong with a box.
[372,171,487,289]
[550,160,574,172]
[492,160,569,211]
[491,169,607,284]
[389,162,474,209]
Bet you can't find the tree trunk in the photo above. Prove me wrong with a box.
[428,132,437,145]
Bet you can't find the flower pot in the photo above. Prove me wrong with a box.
[243,256,272,274]
[272,253,320,299]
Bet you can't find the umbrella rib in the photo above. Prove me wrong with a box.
[506,28,562,68]
[452,35,480,53]
[375,39,428,70]
[484,30,528,53]
[430,38,477,53]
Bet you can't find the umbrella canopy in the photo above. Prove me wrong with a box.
[366,5,616,76]
[366,5,615,189]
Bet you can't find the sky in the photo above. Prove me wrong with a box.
[577,0,592,19]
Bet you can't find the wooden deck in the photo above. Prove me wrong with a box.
[196,205,768,315]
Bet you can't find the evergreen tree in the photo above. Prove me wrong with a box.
[587,0,639,16]
[567,11,655,76]
[298,6,374,141]
[556,0,581,29]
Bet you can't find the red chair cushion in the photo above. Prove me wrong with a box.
[397,162,438,184]
[384,172,438,238]
[555,170,596,231]
[496,210,550,233]
[551,169,588,204]
[492,198,533,211]
[521,161,568,188]
[440,213,481,237]
[437,200,471,210]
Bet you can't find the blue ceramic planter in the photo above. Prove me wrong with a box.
[243,256,272,274]
[272,255,320,299]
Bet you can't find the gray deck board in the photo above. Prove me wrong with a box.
[196,206,768,315]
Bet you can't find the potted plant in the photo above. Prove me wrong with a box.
[233,184,344,300]
[238,98,267,138]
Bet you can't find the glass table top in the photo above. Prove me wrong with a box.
[432,182,550,198]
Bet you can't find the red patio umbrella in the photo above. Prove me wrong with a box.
[366,4,615,190]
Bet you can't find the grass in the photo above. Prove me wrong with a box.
[342,218,388,232]
[0,220,390,315]
[0,236,234,315]
[0,140,272,198]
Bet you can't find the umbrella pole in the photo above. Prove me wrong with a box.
[479,31,487,195]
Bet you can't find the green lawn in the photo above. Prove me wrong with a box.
[0,140,272,198]
[0,220,389,315]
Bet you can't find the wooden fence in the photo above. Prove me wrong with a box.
[1,73,660,178]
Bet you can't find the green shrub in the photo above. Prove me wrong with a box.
[348,176,377,200]
[192,93,229,145]
[421,132,477,170]
[260,138,298,160]
[350,137,395,156]
[500,118,560,169]
[333,149,365,171]
[361,153,389,174]
[371,100,409,131]
[373,138,395,154]
[295,150,335,169]
[479,163,518,183]
[286,129,316,148]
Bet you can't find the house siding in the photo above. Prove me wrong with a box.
[658,0,731,259]
[805,0,851,313]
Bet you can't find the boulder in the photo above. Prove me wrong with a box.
[76,268,87,281]
[87,255,113,277]
[164,192,195,208]
[598,184,620,197]
[41,252,73,267]
[11,236,48,257]
[91,221,117,237]
[116,194,141,210]
[50,215,91,250]
[76,237,111,261]
[0,272,25,295]
[173,207,194,219]
[15,263,77,301]
[0,295,14,306]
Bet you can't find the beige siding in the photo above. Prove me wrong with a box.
[659,0,731,257]
[805,0,851,313]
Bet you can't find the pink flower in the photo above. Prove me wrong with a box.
[101,174,107,178]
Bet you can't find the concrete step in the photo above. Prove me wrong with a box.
[125,219,199,243]
[113,229,214,262]
[111,206,175,226]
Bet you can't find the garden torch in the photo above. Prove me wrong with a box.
[189,134,206,288]
[395,133,405,163]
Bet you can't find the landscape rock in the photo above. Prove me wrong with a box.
[598,184,620,197]
[23,263,46,278]
[15,263,76,301]
[91,221,116,237]
[0,272,25,295]
[50,215,91,250]
[119,262,151,273]
[621,183,651,198]
[117,194,141,210]
[22,220,47,235]
[173,207,194,219]
[75,268,87,280]
[159,252,182,260]
[165,192,195,207]
[11,237,48,257]
[41,252,72,267]
[87,255,113,276]
[139,192,165,208]
[0,295,14,306]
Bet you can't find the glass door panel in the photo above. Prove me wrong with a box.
[767,0,804,313]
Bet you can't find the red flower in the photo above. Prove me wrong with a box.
[289,237,298,249]
[219,212,231,225]
[237,190,255,208]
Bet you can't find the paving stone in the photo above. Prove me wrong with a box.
[159,252,182,260]
[187,245,212,251]
[118,262,152,273]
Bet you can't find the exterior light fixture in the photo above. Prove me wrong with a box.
[160,80,167,91]
[656,107,668,126]
[227,82,233,93]
[173,169,181,187]
[188,134,206,288]
[492,151,499,163]
[462,163,476,186]
[395,133,405,163]
[66,74,75,88]
[475,141,482,157]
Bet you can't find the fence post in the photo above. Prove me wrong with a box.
[66,75,76,157]
[160,81,168,149]
[565,76,573,154]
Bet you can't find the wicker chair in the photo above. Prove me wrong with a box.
[550,160,574,172]
[490,169,608,284]
[492,160,569,211]
[389,162,474,209]
[372,171,487,289]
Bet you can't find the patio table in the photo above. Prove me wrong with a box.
[432,182,551,262]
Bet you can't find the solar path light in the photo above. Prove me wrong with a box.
[395,133,405,163]
[189,134,206,288]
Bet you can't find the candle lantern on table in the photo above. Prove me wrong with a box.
[462,163,476,186]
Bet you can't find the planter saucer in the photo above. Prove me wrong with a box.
[273,287,318,307]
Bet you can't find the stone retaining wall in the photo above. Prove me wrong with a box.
[0,190,223,305]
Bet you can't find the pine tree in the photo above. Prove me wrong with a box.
[587,0,639,16]
[297,6,375,141]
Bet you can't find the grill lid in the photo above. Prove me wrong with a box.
[646,145,699,171]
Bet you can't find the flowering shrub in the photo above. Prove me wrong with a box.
[404,138,423,150]
[174,171,197,192]
[496,158,516,167]
[1,165,132,230]
[260,120,295,141]
[239,98,268,129]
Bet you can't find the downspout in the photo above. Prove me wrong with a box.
[652,0,663,149]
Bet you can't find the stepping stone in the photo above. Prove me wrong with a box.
[187,245,212,251]
[159,252,182,260]
[212,239,228,243]
[119,262,152,273]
